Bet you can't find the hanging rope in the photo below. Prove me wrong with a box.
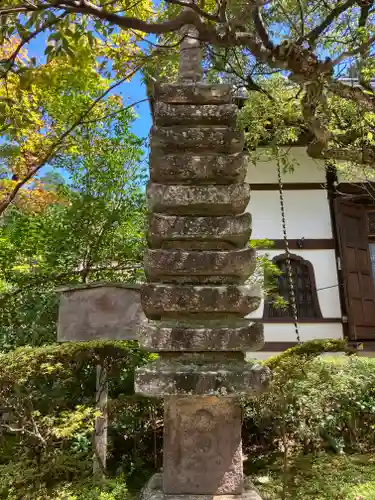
[277,160,301,344]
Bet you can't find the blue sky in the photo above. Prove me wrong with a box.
[118,72,151,147]
[28,33,152,178]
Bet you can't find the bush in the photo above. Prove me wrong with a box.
[1,339,375,499]
[251,453,375,500]
[0,341,161,496]
[42,476,130,500]
[0,458,130,500]
[244,344,375,456]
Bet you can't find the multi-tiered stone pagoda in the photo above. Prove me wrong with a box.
[135,22,270,500]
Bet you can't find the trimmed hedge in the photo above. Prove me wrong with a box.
[244,347,375,456]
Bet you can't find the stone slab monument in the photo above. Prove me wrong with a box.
[57,282,145,477]
[57,283,145,342]
[135,20,270,500]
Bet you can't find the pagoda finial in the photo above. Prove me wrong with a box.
[178,13,202,82]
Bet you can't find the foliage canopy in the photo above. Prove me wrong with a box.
[1,1,375,185]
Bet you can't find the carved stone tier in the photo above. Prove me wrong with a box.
[141,284,261,319]
[148,213,252,250]
[147,183,250,216]
[151,126,243,153]
[154,83,232,104]
[154,103,237,126]
[144,248,256,284]
[149,152,246,185]
[139,319,264,352]
[135,357,270,397]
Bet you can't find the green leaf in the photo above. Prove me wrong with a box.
[48,31,62,41]
[87,31,95,48]
[46,11,57,22]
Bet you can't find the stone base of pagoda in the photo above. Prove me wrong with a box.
[141,474,263,500]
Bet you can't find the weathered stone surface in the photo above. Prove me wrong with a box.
[147,213,252,250]
[150,126,244,153]
[137,23,267,500]
[154,83,232,104]
[178,25,202,82]
[141,474,264,500]
[149,152,246,185]
[135,357,271,396]
[163,397,242,494]
[141,284,261,319]
[144,248,256,284]
[154,103,237,126]
[147,183,250,216]
[139,319,264,351]
[57,283,144,341]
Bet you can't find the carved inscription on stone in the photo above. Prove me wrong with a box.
[163,397,243,495]
[57,285,145,341]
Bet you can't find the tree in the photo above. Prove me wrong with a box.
[237,73,375,176]
[0,108,146,349]
[0,34,146,216]
[2,0,375,169]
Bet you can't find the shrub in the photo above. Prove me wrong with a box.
[44,476,130,500]
[0,458,130,500]
[0,341,161,494]
[244,343,375,455]
[251,453,375,500]
[1,338,375,499]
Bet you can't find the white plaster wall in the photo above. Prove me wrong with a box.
[247,190,333,240]
[244,146,344,352]
[248,249,342,320]
[246,147,326,184]
[247,352,277,361]
[260,323,343,343]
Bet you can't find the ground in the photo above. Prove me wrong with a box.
[248,453,375,500]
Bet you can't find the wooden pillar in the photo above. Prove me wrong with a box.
[93,363,108,478]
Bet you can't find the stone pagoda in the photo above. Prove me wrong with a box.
[135,22,270,500]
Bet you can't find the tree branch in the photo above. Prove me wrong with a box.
[44,0,201,34]
[164,0,219,21]
[0,12,66,79]
[252,6,273,50]
[305,0,357,46]
[0,0,267,43]
[331,33,375,67]
[80,98,148,125]
[1,423,47,445]
[217,0,227,23]
[2,0,375,142]
[328,80,375,112]
[358,0,374,92]
[297,0,304,39]
[0,2,53,16]
[307,142,375,166]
